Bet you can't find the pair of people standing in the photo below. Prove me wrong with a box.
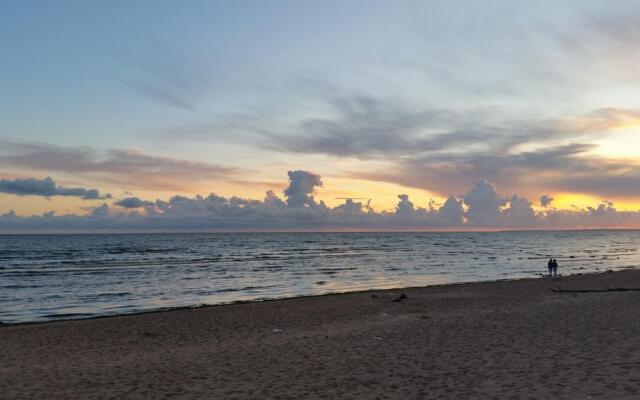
[547,258,559,278]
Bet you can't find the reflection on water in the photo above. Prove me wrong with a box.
[1,231,639,323]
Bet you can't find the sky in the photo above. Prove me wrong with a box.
[1,0,640,231]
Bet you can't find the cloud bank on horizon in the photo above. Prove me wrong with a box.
[1,170,638,231]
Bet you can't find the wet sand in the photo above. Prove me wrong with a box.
[3,270,640,399]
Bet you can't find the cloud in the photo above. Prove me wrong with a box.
[0,140,238,191]
[283,170,323,207]
[395,194,416,216]
[114,197,155,209]
[91,203,110,217]
[540,195,554,208]
[247,88,640,200]
[263,96,499,158]
[352,142,640,200]
[502,196,537,226]
[3,171,640,231]
[548,174,640,199]
[463,180,506,227]
[556,4,640,79]
[124,47,213,110]
[432,196,465,226]
[0,177,111,200]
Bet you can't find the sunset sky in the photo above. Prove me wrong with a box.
[1,0,640,230]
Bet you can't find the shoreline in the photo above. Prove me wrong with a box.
[2,267,629,327]
[3,269,640,399]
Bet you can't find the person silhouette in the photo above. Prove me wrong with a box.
[552,259,558,278]
[547,258,553,278]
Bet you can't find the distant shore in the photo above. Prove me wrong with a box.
[3,269,640,399]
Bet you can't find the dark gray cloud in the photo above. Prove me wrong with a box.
[271,97,638,160]
[114,197,155,209]
[263,96,502,158]
[352,141,640,200]
[2,171,640,231]
[252,88,640,200]
[0,140,238,191]
[549,174,640,199]
[350,143,566,196]
[540,195,554,208]
[0,177,111,200]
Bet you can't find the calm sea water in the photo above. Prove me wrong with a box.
[1,231,639,323]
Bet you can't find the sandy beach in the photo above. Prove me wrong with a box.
[3,270,640,399]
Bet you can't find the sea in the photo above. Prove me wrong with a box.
[1,230,639,324]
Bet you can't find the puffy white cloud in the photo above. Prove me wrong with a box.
[283,170,323,208]
[463,180,506,226]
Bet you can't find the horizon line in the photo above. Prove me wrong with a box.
[2,227,640,235]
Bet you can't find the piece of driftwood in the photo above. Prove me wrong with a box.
[552,287,640,293]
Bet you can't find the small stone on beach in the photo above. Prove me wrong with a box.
[391,292,408,302]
